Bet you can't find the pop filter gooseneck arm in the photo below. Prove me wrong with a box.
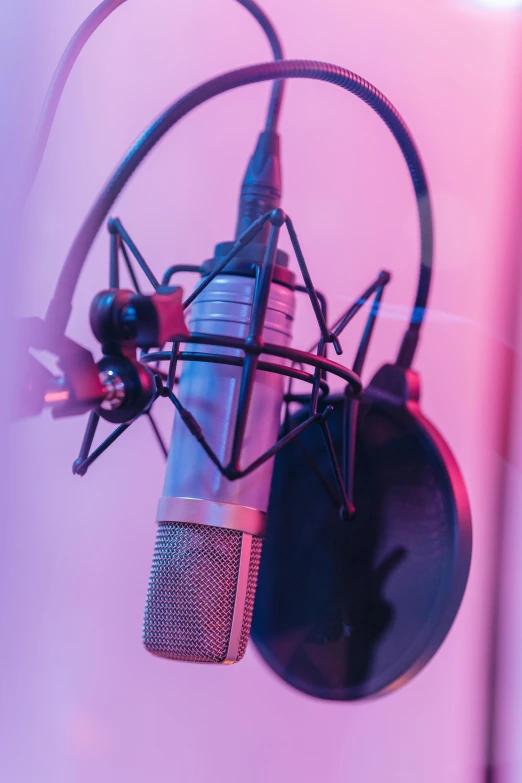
[44,60,434,369]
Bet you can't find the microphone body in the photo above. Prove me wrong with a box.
[143,270,295,663]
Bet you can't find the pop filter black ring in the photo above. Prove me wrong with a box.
[251,380,472,700]
[45,59,433,370]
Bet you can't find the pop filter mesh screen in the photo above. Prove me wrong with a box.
[251,393,470,699]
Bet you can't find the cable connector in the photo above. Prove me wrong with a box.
[235,131,282,243]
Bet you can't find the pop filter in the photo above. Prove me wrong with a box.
[251,363,472,699]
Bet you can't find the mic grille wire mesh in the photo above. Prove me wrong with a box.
[238,533,263,662]
[143,522,262,663]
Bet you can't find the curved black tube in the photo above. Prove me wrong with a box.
[26,0,283,199]
[46,59,433,368]
[26,0,128,199]
[235,0,285,132]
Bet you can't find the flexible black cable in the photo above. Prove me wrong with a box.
[45,59,433,369]
[26,0,283,197]
[235,0,284,132]
[26,0,128,199]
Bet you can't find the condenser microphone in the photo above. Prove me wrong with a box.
[142,121,295,663]
[142,259,295,663]
[142,0,289,664]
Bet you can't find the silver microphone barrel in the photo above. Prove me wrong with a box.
[143,273,295,663]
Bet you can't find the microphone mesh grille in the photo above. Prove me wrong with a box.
[143,522,262,663]
[237,534,263,662]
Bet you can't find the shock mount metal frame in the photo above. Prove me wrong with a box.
[72,208,391,520]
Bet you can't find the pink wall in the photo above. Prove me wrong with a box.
[488,89,522,777]
[4,1,522,781]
